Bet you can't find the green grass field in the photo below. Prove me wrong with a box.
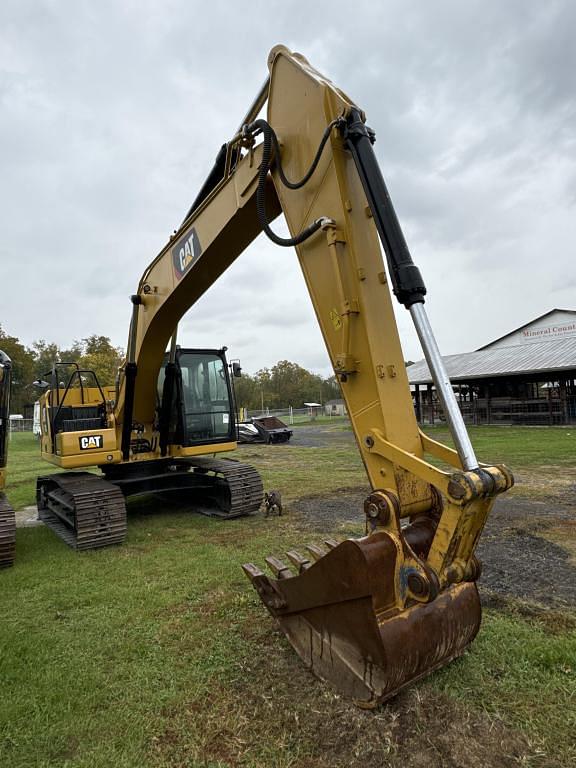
[1,429,575,767]
[423,424,576,466]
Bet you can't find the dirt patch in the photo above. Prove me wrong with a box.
[556,482,576,508]
[290,488,576,608]
[15,505,42,527]
[290,486,370,532]
[477,496,576,607]
[152,629,542,768]
[542,521,576,564]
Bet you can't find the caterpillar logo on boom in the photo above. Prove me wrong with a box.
[79,435,103,450]
[172,227,202,280]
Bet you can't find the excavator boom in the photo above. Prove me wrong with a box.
[238,46,513,705]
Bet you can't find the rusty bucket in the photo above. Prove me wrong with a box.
[243,529,481,707]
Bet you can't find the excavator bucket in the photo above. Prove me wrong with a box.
[243,525,481,707]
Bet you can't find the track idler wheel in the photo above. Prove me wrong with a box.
[243,532,481,707]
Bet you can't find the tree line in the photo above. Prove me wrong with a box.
[233,360,341,412]
[0,326,342,414]
[0,326,124,412]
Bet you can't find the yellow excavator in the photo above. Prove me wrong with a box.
[35,45,513,705]
[0,351,16,568]
[36,348,262,548]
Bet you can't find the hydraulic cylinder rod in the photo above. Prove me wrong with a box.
[409,302,478,470]
[343,110,478,471]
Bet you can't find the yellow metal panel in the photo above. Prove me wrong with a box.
[170,441,237,458]
[43,450,123,469]
[56,428,118,456]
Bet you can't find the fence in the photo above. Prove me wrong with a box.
[243,406,347,425]
[418,395,576,427]
[247,395,576,428]
[8,418,34,433]
[12,396,573,434]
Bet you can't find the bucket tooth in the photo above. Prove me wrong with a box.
[243,532,482,708]
[305,543,326,561]
[285,549,311,572]
[265,555,294,579]
[323,538,339,550]
[242,562,287,610]
[242,562,265,580]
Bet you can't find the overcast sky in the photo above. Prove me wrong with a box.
[1,0,575,376]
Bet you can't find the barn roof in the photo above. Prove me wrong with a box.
[407,336,576,385]
[477,308,576,350]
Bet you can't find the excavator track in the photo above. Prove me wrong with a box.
[0,493,16,568]
[37,473,127,551]
[184,457,263,518]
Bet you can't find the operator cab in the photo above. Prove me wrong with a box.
[158,348,236,448]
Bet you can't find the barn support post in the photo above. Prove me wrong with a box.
[470,382,478,425]
[559,378,568,425]
[427,383,434,425]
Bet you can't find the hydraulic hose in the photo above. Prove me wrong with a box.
[245,117,342,247]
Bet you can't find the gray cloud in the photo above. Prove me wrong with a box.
[1,0,574,376]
